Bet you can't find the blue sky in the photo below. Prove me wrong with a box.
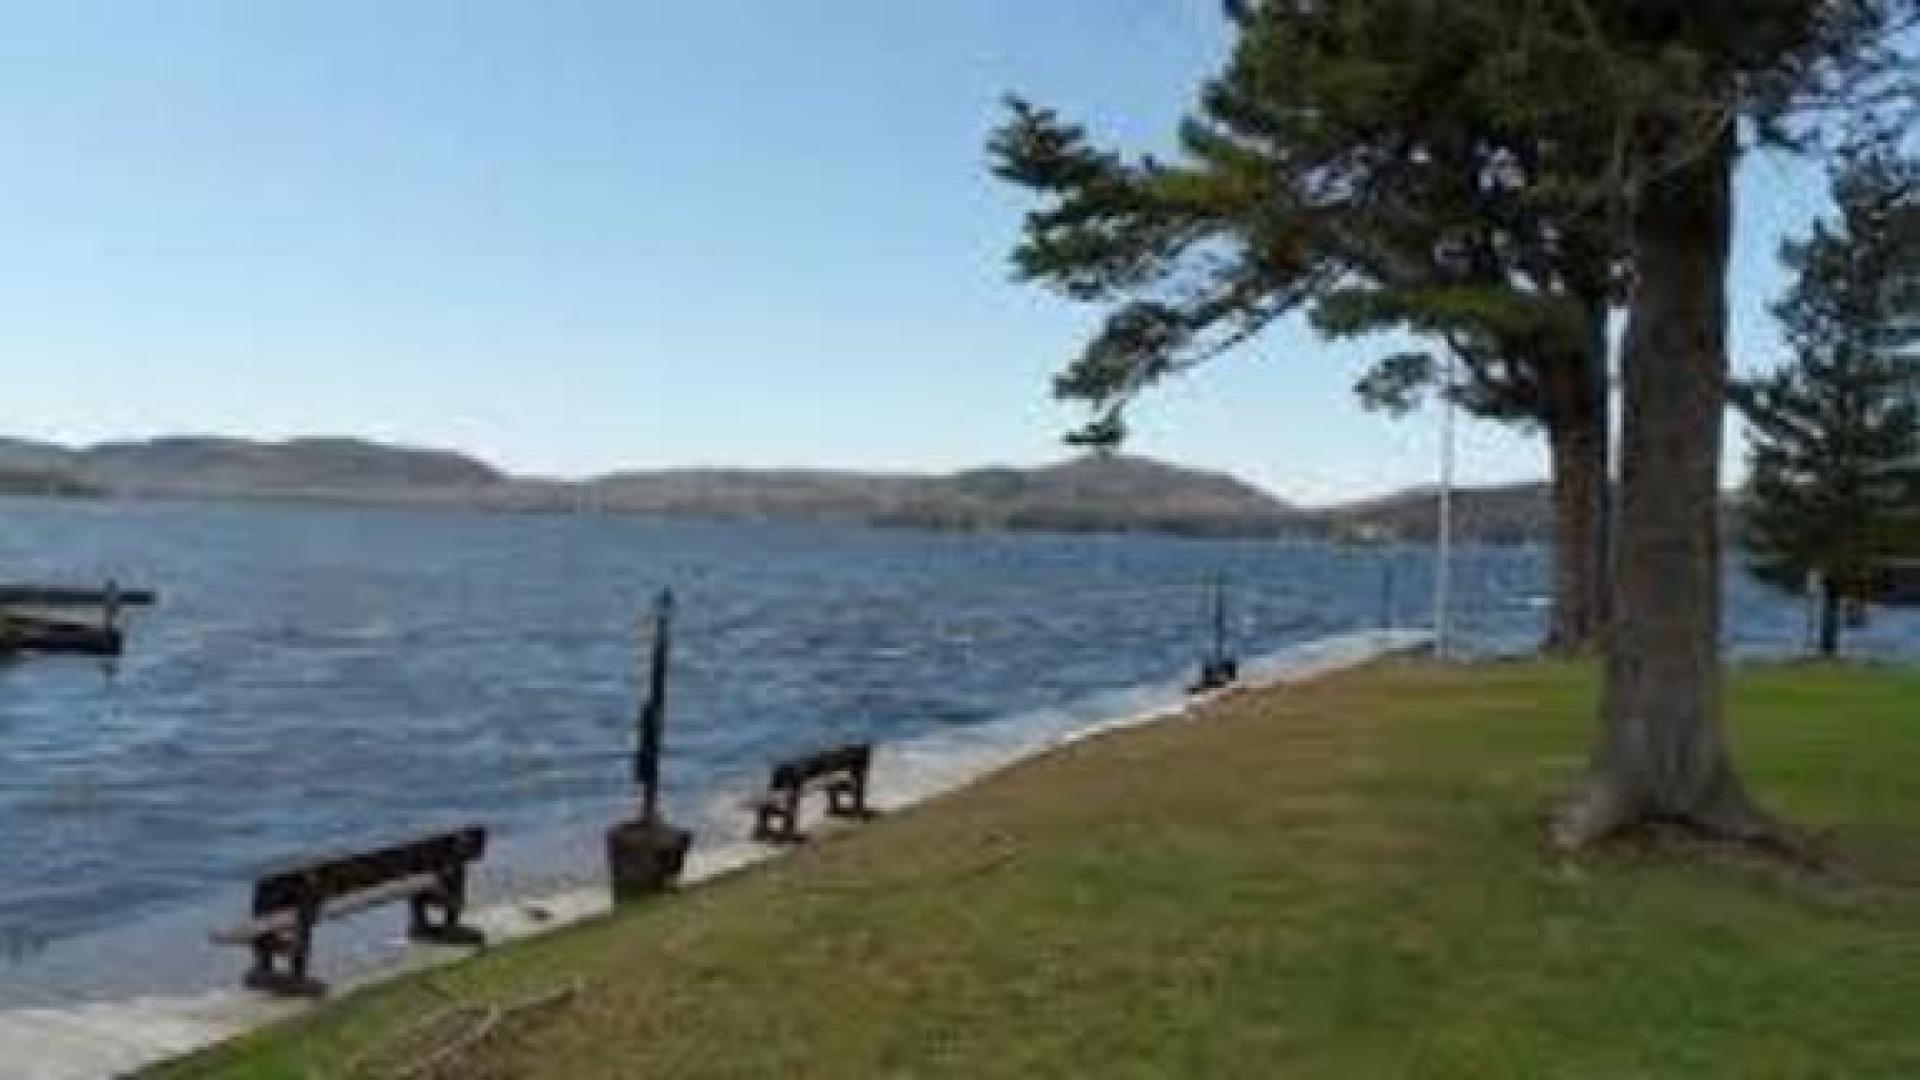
[1,1,1828,505]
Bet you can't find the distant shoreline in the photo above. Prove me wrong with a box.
[0,486,1565,546]
[0,461,1574,545]
[0,434,1563,544]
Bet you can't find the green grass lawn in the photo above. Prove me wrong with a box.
[158,661,1920,1079]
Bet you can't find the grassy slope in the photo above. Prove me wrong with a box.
[161,662,1920,1079]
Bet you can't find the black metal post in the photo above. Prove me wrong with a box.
[1211,571,1228,666]
[1189,571,1239,694]
[607,588,692,903]
[1380,556,1396,631]
[635,589,673,822]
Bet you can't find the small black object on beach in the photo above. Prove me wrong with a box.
[1188,571,1239,694]
[605,589,693,903]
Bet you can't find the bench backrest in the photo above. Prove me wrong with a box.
[252,826,487,916]
[770,743,871,791]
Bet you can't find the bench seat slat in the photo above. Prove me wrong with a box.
[211,872,442,944]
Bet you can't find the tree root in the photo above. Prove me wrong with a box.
[1539,633,1599,660]
[1544,780,1631,852]
[1544,779,1840,878]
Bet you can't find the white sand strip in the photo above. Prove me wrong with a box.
[0,628,1428,1080]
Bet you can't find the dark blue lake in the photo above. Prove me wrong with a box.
[2,496,1916,999]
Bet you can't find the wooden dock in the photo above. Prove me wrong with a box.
[0,615,122,656]
[0,582,155,658]
[0,585,158,607]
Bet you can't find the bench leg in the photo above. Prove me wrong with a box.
[827,773,871,818]
[753,791,803,844]
[243,917,326,998]
[781,788,804,842]
[409,867,487,948]
[753,805,786,843]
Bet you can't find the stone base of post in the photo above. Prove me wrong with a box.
[604,818,692,904]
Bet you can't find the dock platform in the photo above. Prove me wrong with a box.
[0,583,155,658]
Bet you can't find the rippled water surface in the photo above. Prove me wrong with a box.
[2,497,1916,985]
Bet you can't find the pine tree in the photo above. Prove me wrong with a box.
[989,0,1621,655]
[996,0,1919,849]
[1379,0,1918,848]
[1738,148,1920,656]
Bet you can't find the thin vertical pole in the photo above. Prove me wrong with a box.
[1435,352,1457,660]
[1380,553,1395,632]
[1804,569,1822,655]
[1211,571,1228,663]
[636,589,673,822]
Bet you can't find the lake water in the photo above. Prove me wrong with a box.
[2,497,1916,1003]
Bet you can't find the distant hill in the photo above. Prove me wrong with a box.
[0,436,502,499]
[881,457,1300,537]
[83,437,503,495]
[1322,482,1554,545]
[576,468,920,522]
[0,464,101,499]
[1319,482,1754,546]
[0,433,1586,543]
[0,436,1308,538]
[0,438,78,474]
[572,455,1301,537]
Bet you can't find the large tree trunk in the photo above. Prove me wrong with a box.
[1541,309,1611,657]
[1818,578,1841,658]
[1553,116,1771,847]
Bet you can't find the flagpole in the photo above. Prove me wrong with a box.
[1434,350,1456,661]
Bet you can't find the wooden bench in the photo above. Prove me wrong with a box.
[211,825,487,997]
[751,744,873,844]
